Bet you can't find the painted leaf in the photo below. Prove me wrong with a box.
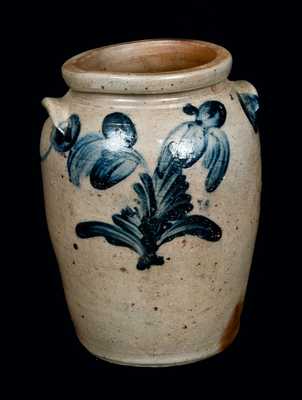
[51,114,81,152]
[112,214,143,239]
[76,221,145,255]
[133,182,149,217]
[158,195,193,221]
[67,133,105,186]
[238,93,259,132]
[156,179,193,220]
[139,173,157,216]
[153,160,192,220]
[120,207,141,226]
[154,160,182,198]
[157,173,186,209]
[158,215,222,246]
[202,128,230,192]
[157,122,207,175]
[90,148,141,190]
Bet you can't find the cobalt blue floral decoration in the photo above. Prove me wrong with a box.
[157,100,230,192]
[237,93,260,132]
[72,102,228,270]
[67,112,146,188]
[42,103,228,270]
[40,114,81,161]
[40,40,262,366]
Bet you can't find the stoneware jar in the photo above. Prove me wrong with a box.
[40,39,261,367]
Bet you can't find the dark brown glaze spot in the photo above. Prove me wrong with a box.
[72,261,76,265]
[219,302,243,352]
[73,243,78,250]
[61,175,64,179]
[81,315,85,319]
[154,307,158,311]
[236,226,239,230]
[131,303,135,307]
[166,257,171,261]
[120,267,128,273]
[182,239,187,247]
[183,325,188,329]
[230,93,234,100]
[97,194,102,197]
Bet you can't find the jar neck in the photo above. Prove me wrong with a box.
[63,80,232,110]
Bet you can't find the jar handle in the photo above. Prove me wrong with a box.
[233,80,260,133]
[233,80,258,96]
[42,97,70,129]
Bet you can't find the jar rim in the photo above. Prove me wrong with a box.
[62,39,232,95]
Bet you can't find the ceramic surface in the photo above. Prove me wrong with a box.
[40,39,261,366]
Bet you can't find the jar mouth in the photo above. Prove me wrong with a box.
[62,39,232,94]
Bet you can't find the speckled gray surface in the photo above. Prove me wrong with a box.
[40,40,261,366]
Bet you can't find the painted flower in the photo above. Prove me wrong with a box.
[67,112,146,189]
[157,101,230,192]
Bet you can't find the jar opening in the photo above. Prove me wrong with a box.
[62,39,232,94]
[70,41,218,74]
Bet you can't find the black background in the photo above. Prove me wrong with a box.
[11,0,297,393]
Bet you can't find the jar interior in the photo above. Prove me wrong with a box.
[72,40,218,74]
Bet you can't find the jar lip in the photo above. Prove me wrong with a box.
[62,39,232,95]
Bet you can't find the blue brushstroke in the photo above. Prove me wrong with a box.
[202,128,230,192]
[76,163,222,270]
[41,114,81,161]
[237,93,260,132]
[157,100,230,192]
[41,104,230,271]
[67,133,105,186]
[90,149,142,190]
[102,112,137,147]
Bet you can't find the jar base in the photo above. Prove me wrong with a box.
[78,328,239,367]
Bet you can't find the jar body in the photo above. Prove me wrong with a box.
[40,80,261,366]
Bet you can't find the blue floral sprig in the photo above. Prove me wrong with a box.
[157,101,230,192]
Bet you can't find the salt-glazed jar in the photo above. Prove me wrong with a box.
[40,39,261,367]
